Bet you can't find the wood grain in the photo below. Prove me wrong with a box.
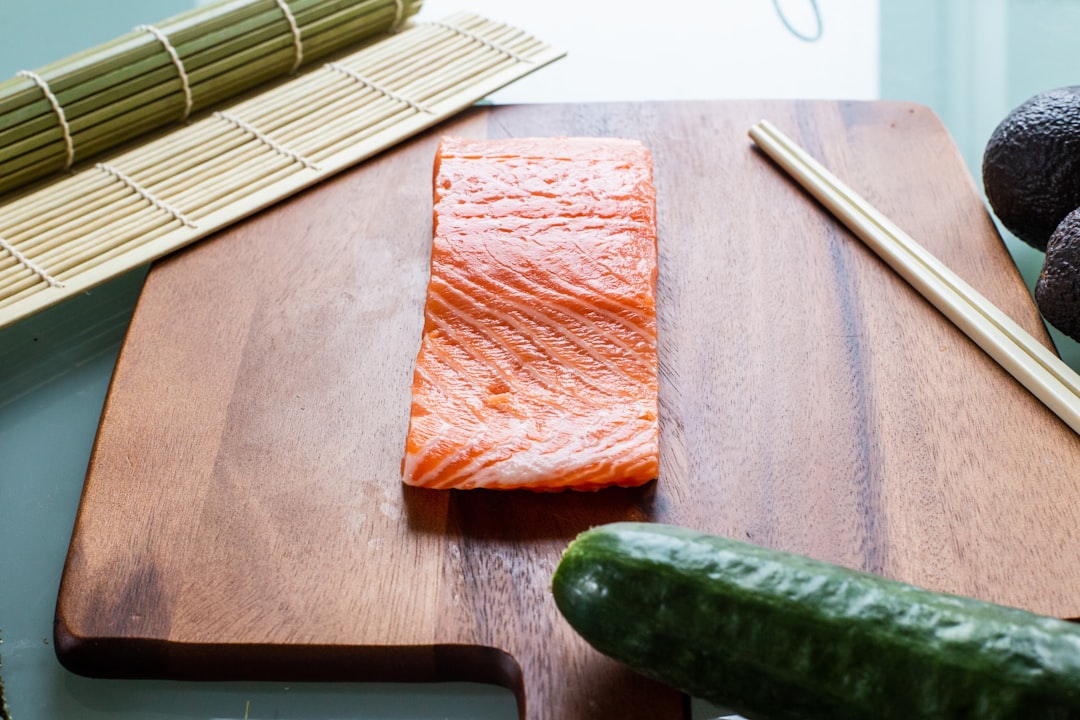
[56,101,1080,719]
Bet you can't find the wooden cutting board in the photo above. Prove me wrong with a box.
[56,101,1080,719]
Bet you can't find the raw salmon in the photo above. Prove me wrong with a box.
[401,136,659,491]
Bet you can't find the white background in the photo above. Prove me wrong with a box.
[420,0,880,104]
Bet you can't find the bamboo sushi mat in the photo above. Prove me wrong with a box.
[0,12,563,330]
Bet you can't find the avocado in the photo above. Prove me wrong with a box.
[983,86,1080,251]
[1036,206,1080,340]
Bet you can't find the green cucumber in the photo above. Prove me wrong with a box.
[551,522,1080,719]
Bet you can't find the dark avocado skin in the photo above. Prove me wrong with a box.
[1036,206,1080,340]
[983,86,1080,251]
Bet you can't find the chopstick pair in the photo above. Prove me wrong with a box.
[748,119,1080,436]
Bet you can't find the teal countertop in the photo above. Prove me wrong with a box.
[3,2,1080,718]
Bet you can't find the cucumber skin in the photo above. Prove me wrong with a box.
[551,522,1080,719]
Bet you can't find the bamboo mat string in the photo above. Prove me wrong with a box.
[392,0,405,31]
[325,62,434,114]
[136,25,195,121]
[95,162,197,228]
[212,111,320,170]
[0,236,65,289]
[272,0,305,73]
[16,70,75,169]
[428,21,533,63]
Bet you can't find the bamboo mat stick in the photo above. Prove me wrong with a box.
[114,120,241,177]
[748,119,1080,436]
[73,222,178,273]
[0,196,144,277]
[5,185,128,248]
[303,106,416,159]
[2,183,120,241]
[300,97,419,147]
[2,173,112,225]
[190,163,299,217]
[171,150,293,208]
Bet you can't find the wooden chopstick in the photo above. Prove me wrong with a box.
[748,118,1080,436]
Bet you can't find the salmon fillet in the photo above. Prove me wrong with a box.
[401,136,659,491]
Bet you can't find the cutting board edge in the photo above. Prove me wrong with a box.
[52,624,527,693]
